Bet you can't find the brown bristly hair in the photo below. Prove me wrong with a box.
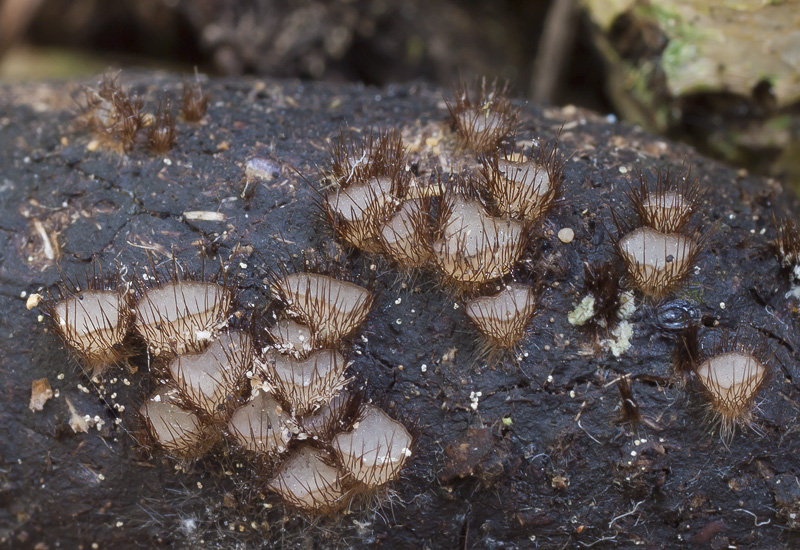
[77,72,145,153]
[182,80,209,122]
[773,214,800,270]
[148,98,177,155]
[626,165,705,233]
[582,261,623,329]
[479,135,565,224]
[446,77,519,153]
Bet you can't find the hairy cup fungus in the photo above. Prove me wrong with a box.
[331,404,413,488]
[147,98,177,155]
[464,283,537,351]
[696,351,767,435]
[258,348,349,416]
[447,79,518,152]
[46,287,131,377]
[77,72,144,153]
[134,279,233,356]
[271,272,373,346]
[627,167,703,233]
[480,141,564,223]
[378,197,433,268]
[181,80,209,122]
[267,444,349,513]
[139,386,215,459]
[227,390,293,456]
[433,195,527,287]
[325,175,397,253]
[167,330,252,420]
[616,226,699,299]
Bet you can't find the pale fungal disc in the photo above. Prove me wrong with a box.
[228,390,292,455]
[274,273,372,345]
[328,176,393,223]
[268,318,314,357]
[140,387,208,456]
[168,331,251,418]
[557,227,574,244]
[640,191,691,232]
[465,283,537,348]
[332,404,412,487]
[379,198,431,267]
[260,348,348,416]
[55,290,127,368]
[267,444,348,512]
[327,176,394,251]
[433,197,524,284]
[135,281,231,354]
[456,110,508,150]
[696,351,766,415]
[618,227,695,296]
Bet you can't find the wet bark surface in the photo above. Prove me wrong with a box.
[1,74,800,549]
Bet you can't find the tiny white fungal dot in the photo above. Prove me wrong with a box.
[116,521,123,527]
[197,482,203,489]
[720,302,726,309]
[394,297,402,305]
[20,291,27,298]
[98,474,105,481]
[421,364,427,372]
[630,451,637,457]
[547,375,554,383]
[619,166,628,174]
[569,390,576,398]
[558,228,575,244]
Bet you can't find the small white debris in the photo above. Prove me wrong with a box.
[469,391,482,411]
[568,295,595,326]
[719,302,726,310]
[29,378,53,412]
[421,364,427,373]
[65,397,89,433]
[183,211,226,222]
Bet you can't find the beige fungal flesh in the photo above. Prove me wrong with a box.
[135,281,232,355]
[228,390,293,455]
[259,348,348,416]
[639,191,692,233]
[332,404,412,488]
[326,176,395,251]
[379,198,432,267]
[433,196,525,285]
[465,283,537,349]
[54,290,128,373]
[140,387,210,457]
[272,273,372,345]
[618,227,696,297]
[490,159,551,221]
[267,444,348,512]
[268,318,315,358]
[696,351,766,422]
[168,331,252,419]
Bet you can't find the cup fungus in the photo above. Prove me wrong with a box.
[433,195,527,287]
[47,288,131,377]
[77,72,144,153]
[267,444,349,513]
[331,404,413,488]
[627,167,703,233]
[271,272,373,346]
[616,226,699,299]
[168,330,252,420]
[480,142,564,223]
[140,387,214,459]
[464,283,537,351]
[447,79,518,152]
[258,348,349,416]
[227,390,293,456]
[134,280,233,355]
[378,198,433,268]
[325,175,398,253]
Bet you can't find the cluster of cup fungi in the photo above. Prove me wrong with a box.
[76,71,209,154]
[43,261,413,514]
[38,74,800,530]
[320,79,562,361]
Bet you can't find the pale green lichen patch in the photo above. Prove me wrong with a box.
[568,295,596,326]
[602,320,634,358]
